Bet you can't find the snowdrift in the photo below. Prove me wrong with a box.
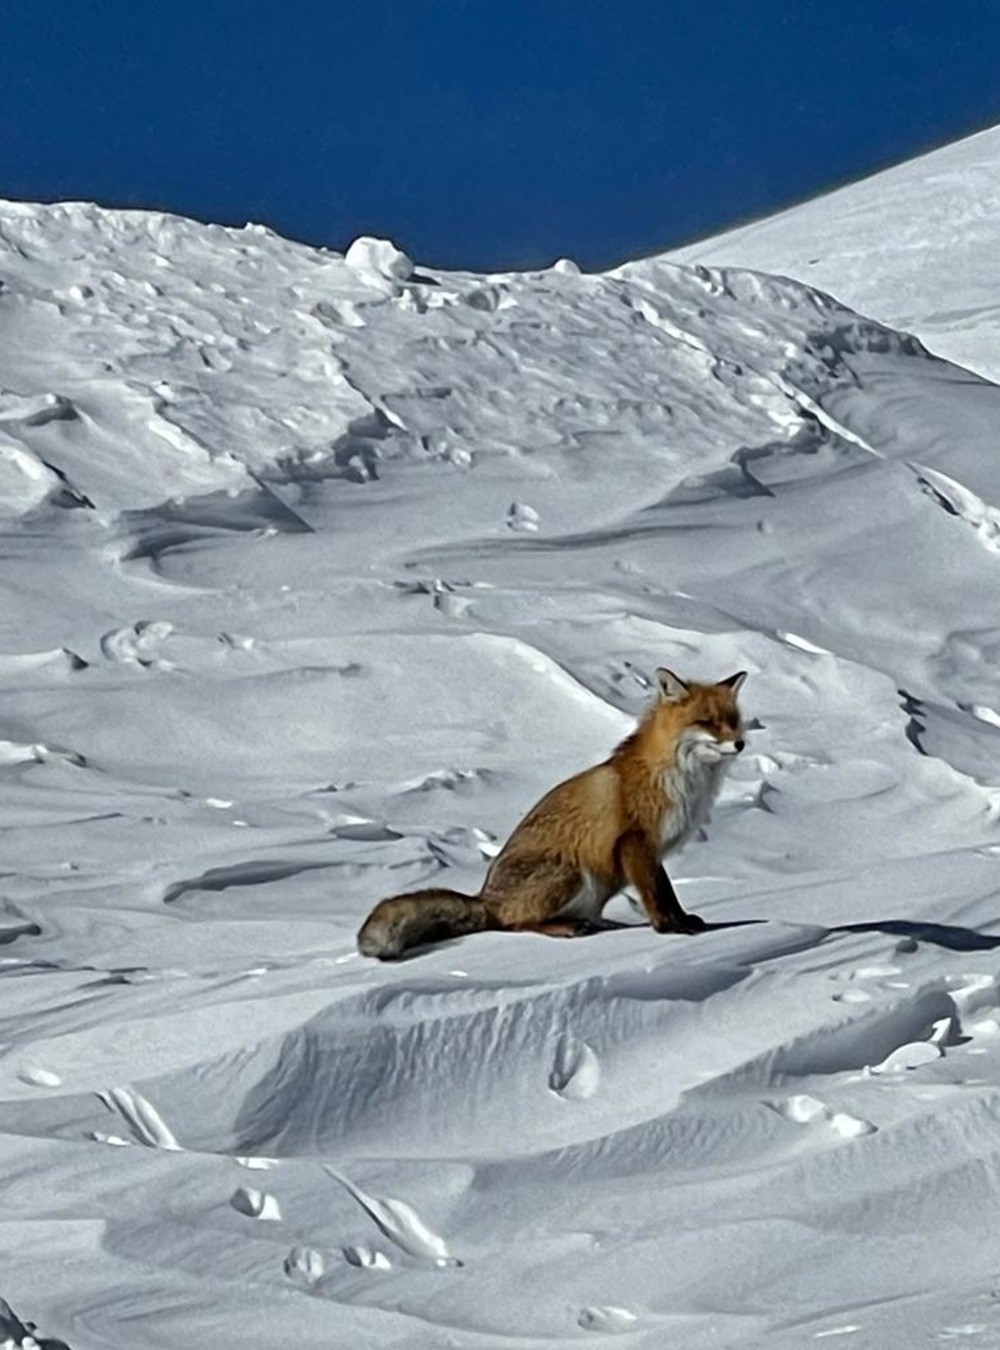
[3,126,1000,1348]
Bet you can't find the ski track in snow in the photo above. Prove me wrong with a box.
[3,129,1000,1347]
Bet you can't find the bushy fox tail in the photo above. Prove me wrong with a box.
[356,887,491,960]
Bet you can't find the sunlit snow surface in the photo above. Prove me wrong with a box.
[672,122,1000,382]
[3,130,1000,1348]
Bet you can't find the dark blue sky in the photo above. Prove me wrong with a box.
[3,2,1000,271]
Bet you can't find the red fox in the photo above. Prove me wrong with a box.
[357,668,747,959]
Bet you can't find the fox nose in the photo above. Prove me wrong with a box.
[734,739,745,753]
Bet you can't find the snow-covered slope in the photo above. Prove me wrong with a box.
[671,122,1000,380]
[3,139,1000,1348]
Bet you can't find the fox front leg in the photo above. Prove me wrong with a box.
[618,831,706,935]
[653,864,706,934]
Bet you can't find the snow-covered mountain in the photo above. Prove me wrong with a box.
[672,122,1000,380]
[2,125,1000,1349]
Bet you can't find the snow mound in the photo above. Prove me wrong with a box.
[344,235,414,285]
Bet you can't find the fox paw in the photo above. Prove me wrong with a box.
[654,912,706,935]
[572,919,606,937]
[678,911,707,934]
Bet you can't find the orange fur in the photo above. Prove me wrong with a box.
[357,669,746,959]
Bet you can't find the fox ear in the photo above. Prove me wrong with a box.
[718,670,747,693]
[656,668,690,702]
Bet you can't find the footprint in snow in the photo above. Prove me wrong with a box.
[549,1037,600,1100]
[578,1306,638,1333]
[230,1185,282,1220]
[832,963,908,1003]
[343,1243,392,1270]
[100,619,174,667]
[777,1094,876,1138]
[284,1245,327,1288]
[506,501,539,532]
[17,1066,61,1088]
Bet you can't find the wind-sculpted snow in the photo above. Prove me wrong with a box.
[672,122,1000,382]
[3,153,1000,1347]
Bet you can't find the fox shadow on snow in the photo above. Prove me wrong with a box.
[383,915,1000,961]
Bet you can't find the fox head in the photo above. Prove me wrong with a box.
[654,668,747,764]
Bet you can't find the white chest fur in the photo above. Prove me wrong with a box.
[658,751,729,857]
